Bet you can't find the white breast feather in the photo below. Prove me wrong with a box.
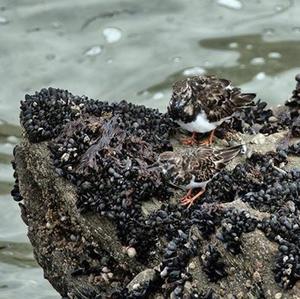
[177,111,223,133]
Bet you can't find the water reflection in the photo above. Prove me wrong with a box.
[0,122,21,139]
[199,34,300,84]
[140,33,300,94]
[0,0,299,297]
[0,152,13,164]
[81,8,137,30]
[0,241,37,268]
[0,122,19,195]
[0,182,12,195]
[0,262,57,299]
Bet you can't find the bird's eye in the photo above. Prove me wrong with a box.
[182,84,192,99]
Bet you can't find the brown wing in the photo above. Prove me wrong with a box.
[179,146,220,183]
[161,145,242,186]
[180,145,243,182]
[189,76,255,122]
[212,144,243,169]
[206,89,256,123]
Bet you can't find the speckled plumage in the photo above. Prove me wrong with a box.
[158,144,244,190]
[168,75,256,133]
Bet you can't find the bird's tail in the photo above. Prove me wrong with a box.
[215,144,246,169]
[231,91,256,108]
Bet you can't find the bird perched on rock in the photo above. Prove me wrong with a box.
[155,144,245,207]
[168,75,256,145]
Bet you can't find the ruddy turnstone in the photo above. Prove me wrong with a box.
[156,144,244,207]
[168,75,256,145]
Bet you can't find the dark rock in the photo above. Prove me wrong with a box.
[12,85,300,298]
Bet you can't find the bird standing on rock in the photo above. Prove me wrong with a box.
[156,144,245,207]
[168,75,256,145]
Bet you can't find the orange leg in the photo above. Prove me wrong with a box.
[181,132,198,145]
[181,189,205,208]
[209,129,215,144]
[199,130,215,146]
[180,189,193,204]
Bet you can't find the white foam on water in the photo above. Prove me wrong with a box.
[250,57,265,65]
[268,52,282,59]
[217,0,242,10]
[103,27,122,43]
[263,28,275,36]
[275,5,283,12]
[152,92,164,100]
[183,67,206,76]
[0,16,8,24]
[255,72,266,80]
[228,42,238,48]
[172,57,181,63]
[85,46,102,56]
[51,21,61,29]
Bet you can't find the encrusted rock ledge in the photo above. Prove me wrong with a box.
[14,140,145,298]
[14,130,300,299]
[11,77,300,298]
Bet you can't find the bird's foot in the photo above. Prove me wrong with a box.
[199,129,215,146]
[181,132,198,146]
[180,189,205,208]
[180,189,193,205]
[181,137,198,145]
[198,138,211,146]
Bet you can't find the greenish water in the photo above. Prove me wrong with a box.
[0,0,300,298]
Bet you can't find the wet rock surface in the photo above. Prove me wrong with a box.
[11,76,300,298]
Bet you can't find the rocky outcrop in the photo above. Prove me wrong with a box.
[12,79,300,298]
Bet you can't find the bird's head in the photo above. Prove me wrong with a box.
[157,151,180,176]
[168,79,194,120]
